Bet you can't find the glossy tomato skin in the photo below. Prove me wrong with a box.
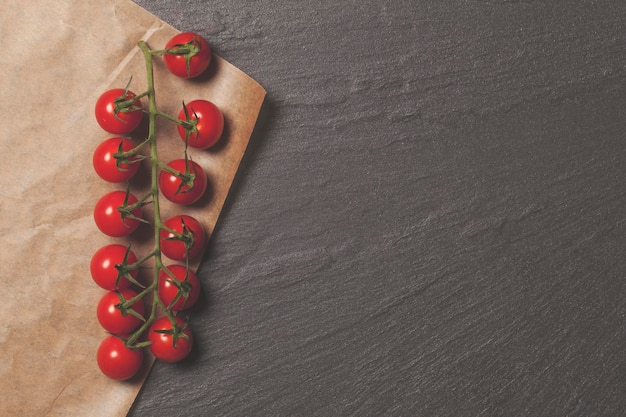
[160,215,207,261]
[94,191,142,237]
[95,88,143,134]
[158,264,201,311]
[177,100,224,149]
[93,137,141,183]
[163,32,211,78]
[96,288,145,335]
[148,316,193,363]
[97,335,143,380]
[90,244,138,291]
[159,158,208,205]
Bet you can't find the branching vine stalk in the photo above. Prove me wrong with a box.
[116,40,197,348]
[94,32,216,379]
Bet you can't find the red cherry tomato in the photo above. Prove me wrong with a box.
[163,32,211,78]
[96,288,145,335]
[95,88,143,134]
[158,264,201,311]
[93,137,141,183]
[177,100,224,149]
[94,191,142,237]
[90,244,138,291]
[97,335,143,380]
[148,316,193,363]
[160,215,207,261]
[159,158,208,205]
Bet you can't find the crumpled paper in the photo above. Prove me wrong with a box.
[0,1,265,416]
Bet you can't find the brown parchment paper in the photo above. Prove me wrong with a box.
[0,1,265,416]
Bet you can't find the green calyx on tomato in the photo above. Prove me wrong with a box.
[112,140,146,169]
[167,39,201,69]
[177,99,224,149]
[113,244,144,288]
[96,289,145,335]
[111,77,146,120]
[95,88,144,135]
[114,86,143,114]
[118,188,150,224]
[94,191,140,237]
[90,244,141,290]
[148,316,193,362]
[93,137,144,183]
[154,318,190,348]
[160,215,207,261]
[158,265,201,311]
[159,156,208,205]
[161,32,212,79]
[97,335,144,380]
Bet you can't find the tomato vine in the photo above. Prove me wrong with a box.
[92,32,222,380]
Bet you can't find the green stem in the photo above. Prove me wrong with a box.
[157,162,193,183]
[132,90,151,101]
[126,249,158,270]
[155,110,195,130]
[124,41,169,347]
[126,291,158,346]
[123,281,156,308]
[150,47,193,56]
[123,40,199,349]
[138,42,163,256]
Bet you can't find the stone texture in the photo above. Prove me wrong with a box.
[129,1,626,416]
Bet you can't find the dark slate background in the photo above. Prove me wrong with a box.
[129,1,626,416]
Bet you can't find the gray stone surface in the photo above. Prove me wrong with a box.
[129,1,626,416]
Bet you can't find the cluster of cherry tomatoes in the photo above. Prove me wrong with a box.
[89,32,223,380]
